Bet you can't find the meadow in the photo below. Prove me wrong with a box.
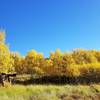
[0,84,100,100]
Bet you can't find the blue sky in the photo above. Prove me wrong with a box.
[0,0,100,57]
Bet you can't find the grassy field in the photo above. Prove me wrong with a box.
[0,84,100,100]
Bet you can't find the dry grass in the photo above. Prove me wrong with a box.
[0,84,100,100]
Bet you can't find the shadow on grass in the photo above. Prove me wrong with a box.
[14,75,100,85]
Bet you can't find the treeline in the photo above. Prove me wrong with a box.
[1,32,100,82]
[13,49,100,78]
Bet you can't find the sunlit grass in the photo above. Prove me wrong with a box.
[0,84,100,100]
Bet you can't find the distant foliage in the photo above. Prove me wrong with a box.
[1,31,100,80]
[11,48,100,79]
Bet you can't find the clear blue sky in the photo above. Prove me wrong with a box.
[0,0,100,57]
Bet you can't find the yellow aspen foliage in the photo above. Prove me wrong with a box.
[66,65,80,77]
[10,52,24,74]
[72,49,97,64]
[27,50,37,58]
[79,63,100,77]
[0,32,12,73]
[25,50,45,75]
